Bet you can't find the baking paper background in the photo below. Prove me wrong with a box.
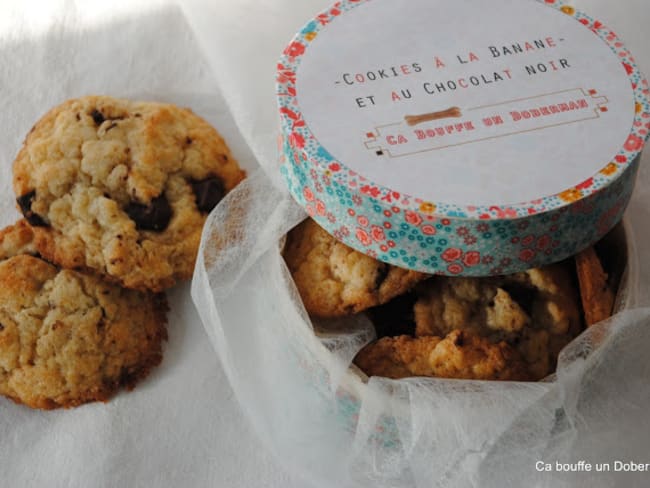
[1,1,649,487]
[0,2,301,487]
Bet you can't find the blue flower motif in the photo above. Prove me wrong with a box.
[301,21,318,34]
[316,146,334,161]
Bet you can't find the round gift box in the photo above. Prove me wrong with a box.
[306,220,634,442]
[277,0,649,276]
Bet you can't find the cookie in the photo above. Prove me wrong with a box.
[575,246,615,327]
[414,263,581,380]
[354,330,530,381]
[284,218,428,318]
[13,96,246,291]
[0,221,167,409]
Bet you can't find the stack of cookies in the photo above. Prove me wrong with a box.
[284,218,618,382]
[0,96,245,409]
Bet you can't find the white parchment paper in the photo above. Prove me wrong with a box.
[0,2,303,487]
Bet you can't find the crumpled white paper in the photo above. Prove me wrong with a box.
[187,0,650,487]
[0,2,302,487]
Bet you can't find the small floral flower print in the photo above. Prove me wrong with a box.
[356,228,372,246]
[421,225,436,236]
[404,210,423,227]
[463,251,481,267]
[371,226,385,242]
[558,188,582,203]
[284,41,305,59]
[419,202,436,214]
[442,248,463,262]
[519,248,536,262]
[624,134,643,152]
[600,163,617,176]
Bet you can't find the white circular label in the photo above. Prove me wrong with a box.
[296,0,635,206]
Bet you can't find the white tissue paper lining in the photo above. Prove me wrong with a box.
[192,163,650,487]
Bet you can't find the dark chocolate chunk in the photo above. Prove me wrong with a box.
[374,263,390,290]
[118,367,138,388]
[91,109,105,126]
[501,284,536,316]
[125,195,172,232]
[16,190,48,227]
[367,292,417,339]
[454,330,465,347]
[0,323,4,332]
[191,176,225,213]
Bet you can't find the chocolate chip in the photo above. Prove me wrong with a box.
[16,190,48,227]
[191,176,225,213]
[125,195,172,231]
[454,331,465,347]
[367,292,417,339]
[185,136,192,145]
[118,367,138,388]
[0,323,4,332]
[91,109,105,126]
[501,284,536,316]
[374,263,390,290]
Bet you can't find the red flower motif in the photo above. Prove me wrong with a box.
[352,195,362,206]
[316,200,326,216]
[464,236,477,245]
[371,226,385,242]
[357,215,369,227]
[623,62,634,75]
[284,41,305,59]
[356,228,372,246]
[303,187,314,202]
[442,248,463,262]
[405,210,423,227]
[463,251,481,267]
[576,178,594,190]
[289,132,305,148]
[360,185,381,198]
[624,134,643,152]
[306,204,315,217]
[421,225,436,236]
[537,235,551,250]
[519,248,537,262]
[615,155,627,164]
[447,263,464,275]
[329,163,341,172]
[277,64,296,84]
[477,223,489,233]
[522,235,535,246]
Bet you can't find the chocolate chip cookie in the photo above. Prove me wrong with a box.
[354,330,530,381]
[0,221,167,409]
[13,96,246,291]
[414,263,581,380]
[284,218,428,318]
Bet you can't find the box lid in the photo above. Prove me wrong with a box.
[277,0,649,276]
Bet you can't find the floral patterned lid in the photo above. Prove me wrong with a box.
[277,0,649,276]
